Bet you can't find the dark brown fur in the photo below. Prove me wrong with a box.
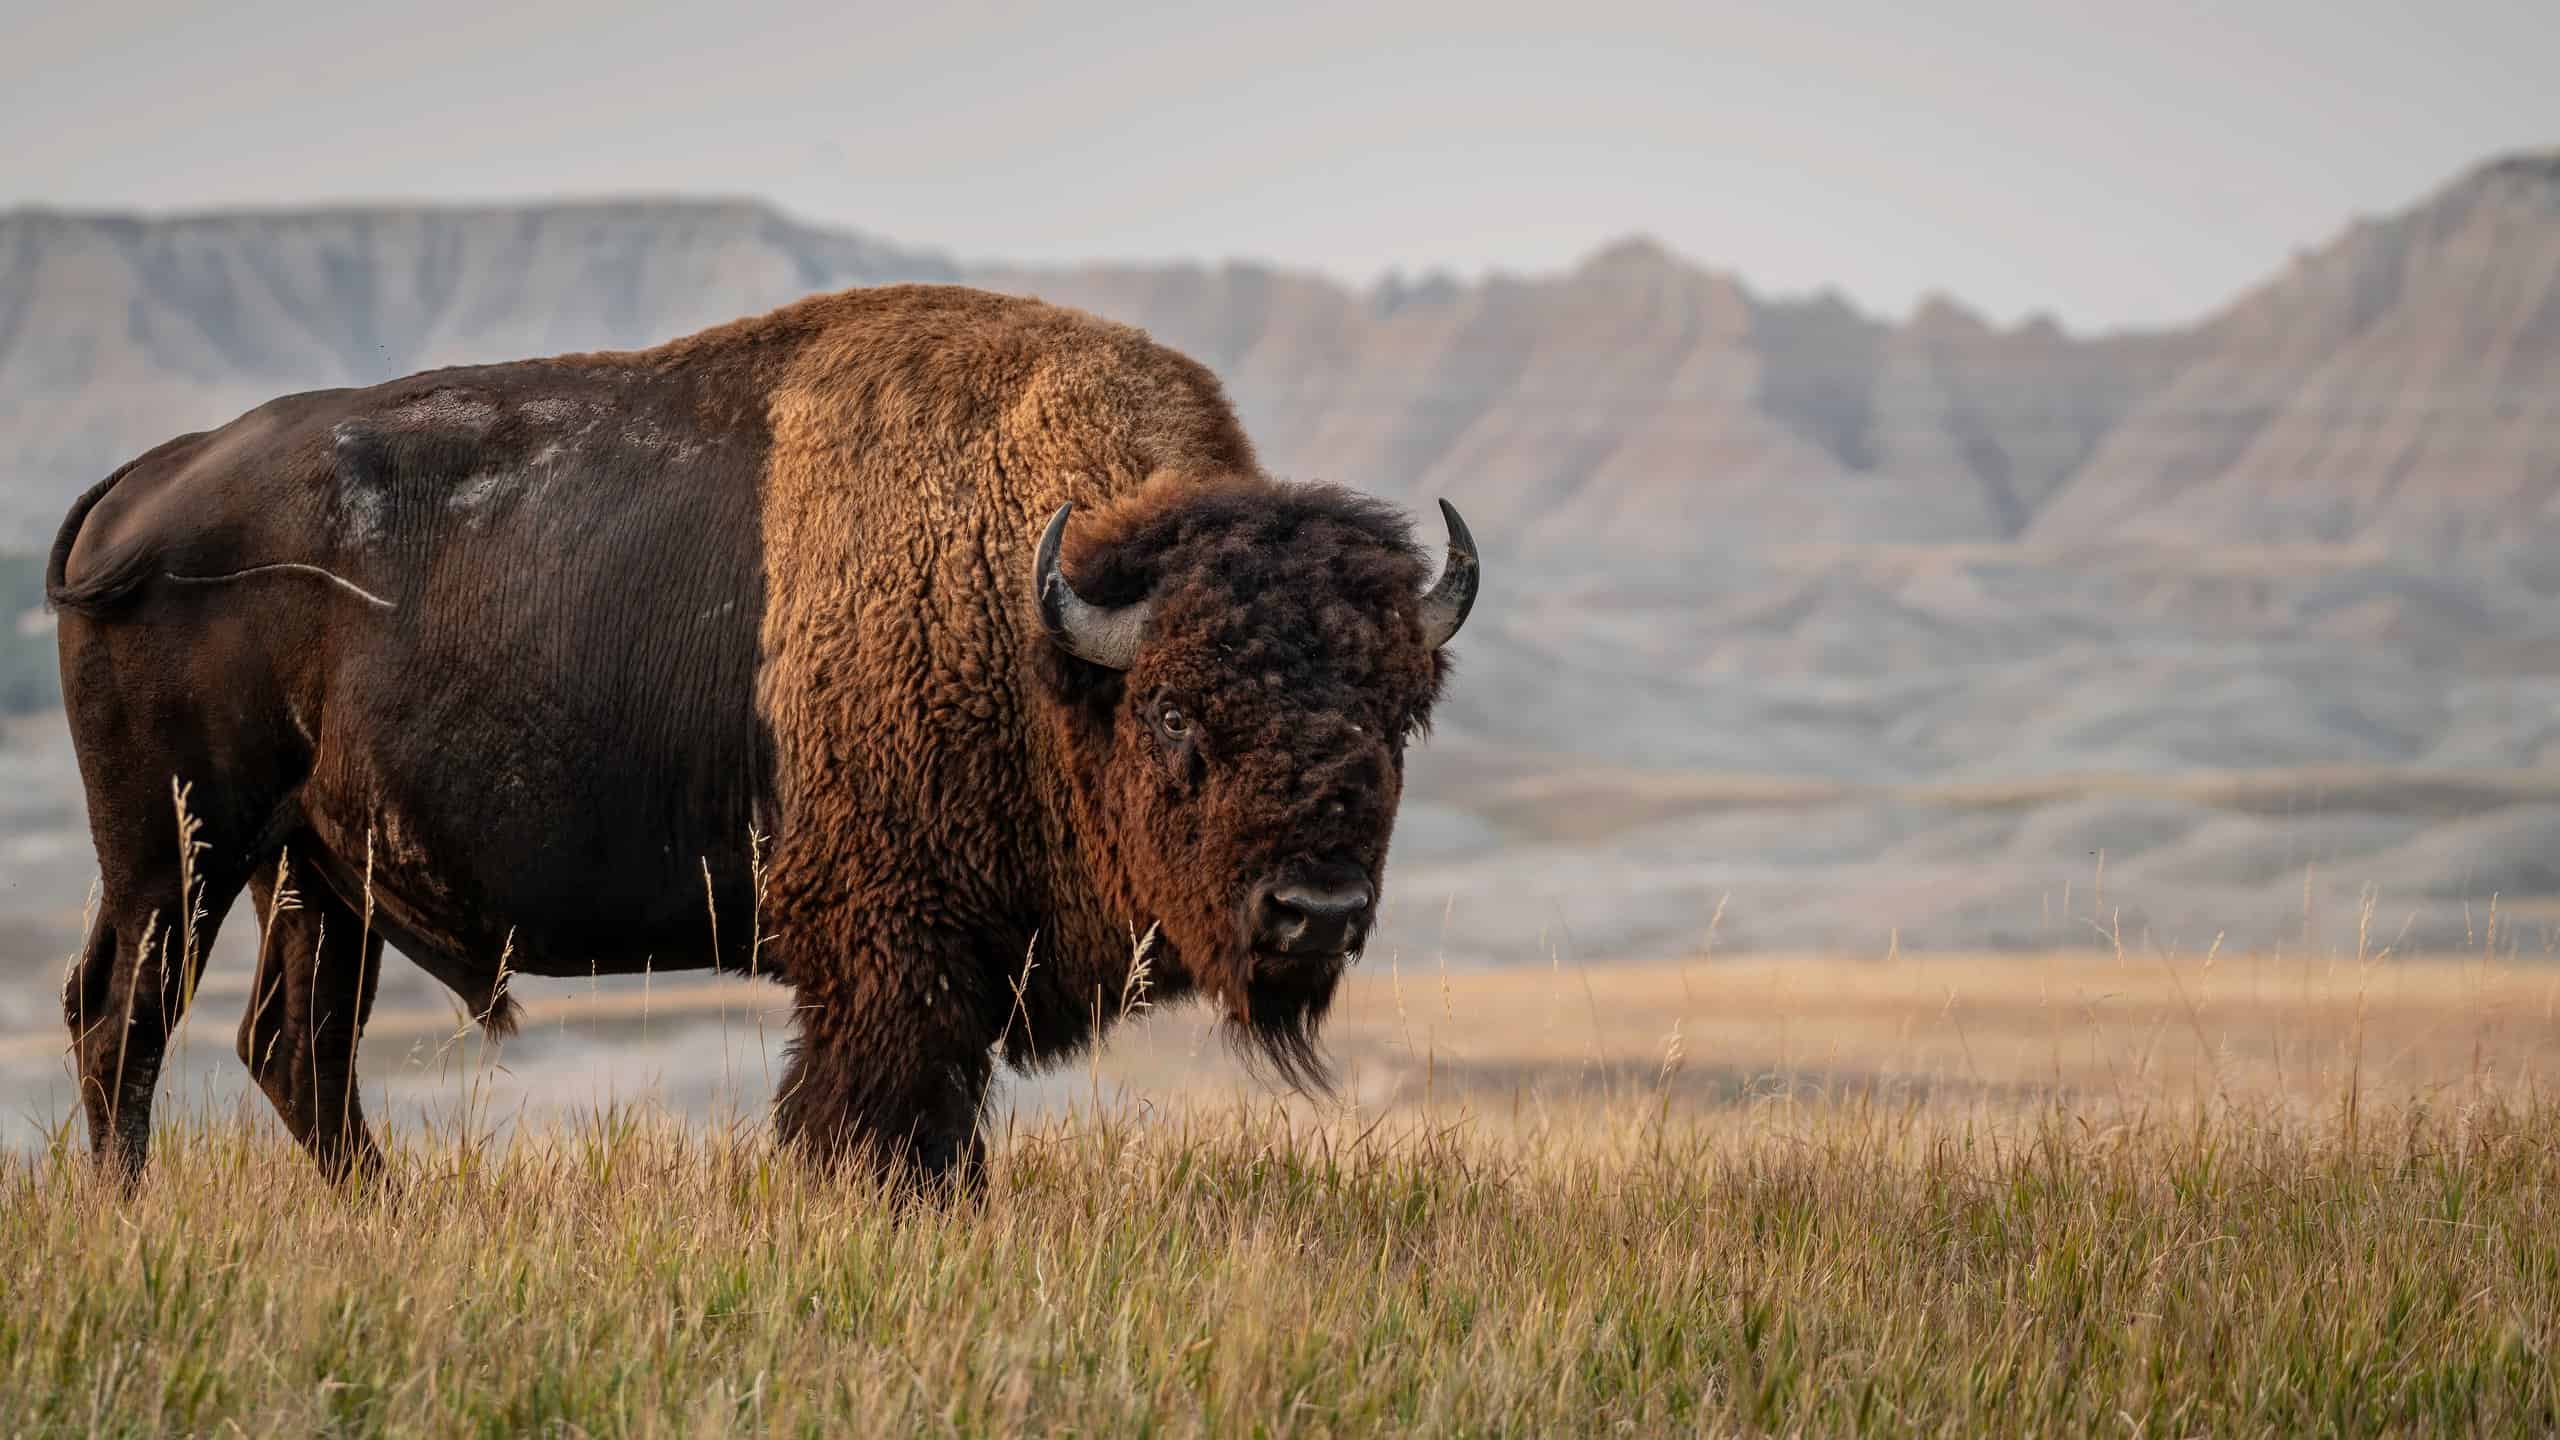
[51,284,1458,1189]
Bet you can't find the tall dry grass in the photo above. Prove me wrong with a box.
[4,1081,2559,1436]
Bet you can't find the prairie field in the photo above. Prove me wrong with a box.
[6,943,2560,1436]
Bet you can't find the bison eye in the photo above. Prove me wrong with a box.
[1156,703,1192,740]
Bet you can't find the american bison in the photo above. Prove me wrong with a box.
[48,284,1476,1188]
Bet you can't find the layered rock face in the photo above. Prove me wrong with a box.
[2028,153,2560,557]
[5,155,2551,559]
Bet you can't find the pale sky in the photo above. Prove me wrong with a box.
[4,0,2552,331]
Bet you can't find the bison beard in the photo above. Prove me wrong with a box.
[48,284,1475,1194]
[1235,953,1345,1095]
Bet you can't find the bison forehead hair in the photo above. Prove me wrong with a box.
[1036,475,1451,1089]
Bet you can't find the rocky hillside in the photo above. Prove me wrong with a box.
[8,152,2549,561]
[2029,152,2560,556]
[1004,245,2199,563]
[6,152,2560,969]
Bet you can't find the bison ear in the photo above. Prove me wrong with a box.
[1416,499,1478,649]
[1033,503,1153,670]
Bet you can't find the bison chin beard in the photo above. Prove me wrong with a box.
[1223,950,1346,1096]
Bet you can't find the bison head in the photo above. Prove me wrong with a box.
[1030,477,1476,1087]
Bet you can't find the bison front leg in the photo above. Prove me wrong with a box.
[771,962,994,1195]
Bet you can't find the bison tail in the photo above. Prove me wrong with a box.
[45,460,155,615]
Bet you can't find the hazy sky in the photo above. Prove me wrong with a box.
[5,0,2552,330]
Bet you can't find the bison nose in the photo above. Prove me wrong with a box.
[1253,880,1375,956]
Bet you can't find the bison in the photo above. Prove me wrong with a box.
[47,284,1477,1189]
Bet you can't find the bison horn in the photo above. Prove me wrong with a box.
[1417,499,1478,649]
[1034,503,1152,670]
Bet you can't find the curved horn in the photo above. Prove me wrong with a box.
[1417,499,1479,649]
[1033,503,1152,670]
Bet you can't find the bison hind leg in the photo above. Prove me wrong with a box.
[60,783,261,1187]
[236,853,389,1185]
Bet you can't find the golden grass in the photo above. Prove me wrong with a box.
[5,944,2560,1434]
[1093,945,2560,1125]
[5,1092,2559,1436]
